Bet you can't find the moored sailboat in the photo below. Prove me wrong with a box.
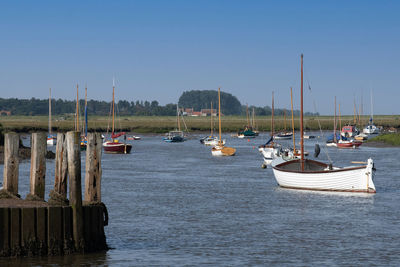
[272,54,375,193]
[163,106,186,142]
[259,91,280,166]
[211,87,236,156]
[103,81,132,154]
[47,88,57,145]
[200,101,225,146]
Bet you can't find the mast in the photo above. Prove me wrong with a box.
[284,109,287,131]
[300,54,304,170]
[370,89,373,122]
[85,85,87,135]
[290,87,295,152]
[75,84,79,132]
[353,100,356,125]
[334,96,337,143]
[252,107,256,130]
[49,88,52,135]
[112,83,115,134]
[246,104,250,128]
[218,87,222,146]
[271,91,274,139]
[210,102,213,136]
[339,103,342,140]
[177,105,181,131]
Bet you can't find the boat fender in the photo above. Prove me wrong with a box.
[328,163,333,170]
[314,144,320,158]
[261,163,267,169]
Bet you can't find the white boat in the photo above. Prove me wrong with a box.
[202,136,225,146]
[200,101,225,146]
[211,87,236,157]
[271,54,376,193]
[363,90,380,135]
[259,91,280,166]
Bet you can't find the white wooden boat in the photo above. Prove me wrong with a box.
[259,144,280,166]
[271,54,376,193]
[272,158,375,193]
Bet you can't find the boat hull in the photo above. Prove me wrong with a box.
[103,142,132,154]
[211,146,236,156]
[272,159,376,193]
[259,146,280,165]
[47,136,56,146]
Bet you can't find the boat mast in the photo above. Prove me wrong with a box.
[290,87,295,152]
[334,96,337,143]
[370,89,373,123]
[112,83,115,134]
[300,54,304,171]
[252,107,256,130]
[353,100,356,125]
[271,91,274,140]
[284,109,287,131]
[177,105,181,131]
[75,84,79,132]
[218,87,222,146]
[210,102,213,136]
[246,104,250,128]
[339,103,342,140]
[49,88,52,135]
[85,85,88,137]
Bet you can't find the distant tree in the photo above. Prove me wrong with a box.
[178,90,242,115]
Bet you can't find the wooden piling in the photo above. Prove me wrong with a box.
[27,133,46,201]
[49,133,69,206]
[66,131,84,252]
[3,133,20,196]
[84,133,102,203]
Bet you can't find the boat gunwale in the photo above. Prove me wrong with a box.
[278,185,376,193]
[273,159,367,174]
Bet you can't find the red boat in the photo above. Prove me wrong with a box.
[337,140,362,149]
[102,82,132,154]
[103,140,132,154]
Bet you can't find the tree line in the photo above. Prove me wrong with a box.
[0,91,318,116]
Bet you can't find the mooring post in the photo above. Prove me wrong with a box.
[84,133,102,203]
[27,132,46,201]
[49,133,69,205]
[2,133,20,196]
[66,131,84,252]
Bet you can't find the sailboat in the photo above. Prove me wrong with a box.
[237,104,257,138]
[47,88,57,145]
[258,92,281,166]
[200,101,225,146]
[363,89,380,135]
[211,88,236,156]
[163,105,186,142]
[103,81,132,154]
[275,109,293,140]
[272,54,375,193]
[80,85,88,150]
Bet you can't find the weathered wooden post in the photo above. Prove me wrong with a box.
[49,133,69,206]
[2,133,20,196]
[26,132,46,201]
[84,133,102,203]
[66,131,84,252]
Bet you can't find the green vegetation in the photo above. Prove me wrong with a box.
[0,114,399,134]
[367,133,400,146]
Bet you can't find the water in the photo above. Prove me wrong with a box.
[1,132,400,266]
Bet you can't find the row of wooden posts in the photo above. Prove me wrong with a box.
[2,131,103,251]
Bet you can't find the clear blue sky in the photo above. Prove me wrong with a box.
[0,0,399,115]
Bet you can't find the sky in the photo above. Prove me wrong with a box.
[0,0,399,115]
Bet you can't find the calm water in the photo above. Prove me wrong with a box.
[1,132,400,266]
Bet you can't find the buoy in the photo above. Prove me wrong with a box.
[261,164,267,169]
[247,139,250,142]
[252,146,255,149]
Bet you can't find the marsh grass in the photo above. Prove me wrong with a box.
[1,115,399,133]
[367,133,400,146]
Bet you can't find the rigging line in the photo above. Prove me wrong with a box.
[180,108,189,133]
